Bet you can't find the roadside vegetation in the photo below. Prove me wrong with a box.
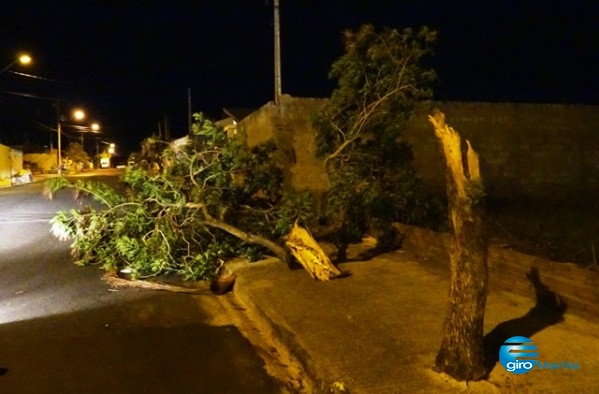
[42,22,592,385]
[45,115,317,281]
[45,24,444,282]
[63,142,91,173]
[312,24,444,260]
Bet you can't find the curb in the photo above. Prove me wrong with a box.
[228,259,327,393]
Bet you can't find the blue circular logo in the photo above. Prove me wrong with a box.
[499,336,538,374]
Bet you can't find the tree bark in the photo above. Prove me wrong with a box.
[197,206,341,281]
[429,111,489,381]
[198,206,291,264]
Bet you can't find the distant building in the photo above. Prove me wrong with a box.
[0,144,25,187]
[215,107,257,136]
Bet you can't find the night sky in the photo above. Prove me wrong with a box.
[1,0,598,156]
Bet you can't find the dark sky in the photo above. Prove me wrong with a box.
[1,0,598,156]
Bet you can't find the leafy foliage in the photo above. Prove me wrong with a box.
[64,142,90,168]
[312,24,445,256]
[47,114,317,281]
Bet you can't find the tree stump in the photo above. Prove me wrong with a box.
[429,110,489,381]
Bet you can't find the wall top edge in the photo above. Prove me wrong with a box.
[417,100,599,109]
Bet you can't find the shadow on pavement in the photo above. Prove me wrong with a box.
[483,267,568,374]
[0,295,280,393]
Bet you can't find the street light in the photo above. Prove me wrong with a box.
[55,105,86,173]
[73,122,101,146]
[97,141,116,168]
[0,54,32,75]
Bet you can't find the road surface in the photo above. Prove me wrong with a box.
[0,173,283,393]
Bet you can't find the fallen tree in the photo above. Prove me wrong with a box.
[45,114,342,282]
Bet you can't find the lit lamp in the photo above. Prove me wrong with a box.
[98,141,116,169]
[55,106,85,174]
[0,54,32,75]
[78,122,101,146]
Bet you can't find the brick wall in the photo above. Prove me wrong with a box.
[238,97,599,202]
[404,101,599,202]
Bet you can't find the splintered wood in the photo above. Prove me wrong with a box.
[428,109,489,381]
[285,222,343,281]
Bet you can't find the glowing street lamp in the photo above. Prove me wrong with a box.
[76,122,101,146]
[0,53,32,75]
[55,105,86,173]
[72,109,85,121]
[98,141,116,168]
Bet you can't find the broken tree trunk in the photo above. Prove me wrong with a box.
[198,206,341,281]
[285,222,343,281]
[429,110,489,381]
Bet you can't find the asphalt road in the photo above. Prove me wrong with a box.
[0,173,281,393]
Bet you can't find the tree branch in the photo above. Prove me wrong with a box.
[198,206,290,264]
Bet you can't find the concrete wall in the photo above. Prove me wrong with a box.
[0,145,25,187]
[394,222,599,322]
[404,101,599,202]
[239,96,599,202]
[238,95,329,192]
[23,150,57,174]
[0,144,10,181]
[11,149,23,174]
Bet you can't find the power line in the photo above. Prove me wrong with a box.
[0,89,64,102]
[8,71,77,85]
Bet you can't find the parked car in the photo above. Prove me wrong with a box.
[11,169,33,185]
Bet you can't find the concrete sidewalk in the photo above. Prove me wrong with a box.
[228,243,599,393]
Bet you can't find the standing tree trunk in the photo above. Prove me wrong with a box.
[429,111,489,381]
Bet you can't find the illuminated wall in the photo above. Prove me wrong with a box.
[23,150,58,173]
[0,144,10,181]
[239,97,599,202]
[404,102,599,202]
[238,94,329,192]
[10,149,22,175]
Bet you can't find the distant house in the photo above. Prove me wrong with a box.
[173,107,258,149]
[215,107,257,136]
[0,144,26,187]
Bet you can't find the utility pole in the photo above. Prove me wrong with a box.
[188,88,192,134]
[53,101,62,172]
[164,114,170,141]
[274,0,282,105]
[57,121,62,170]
